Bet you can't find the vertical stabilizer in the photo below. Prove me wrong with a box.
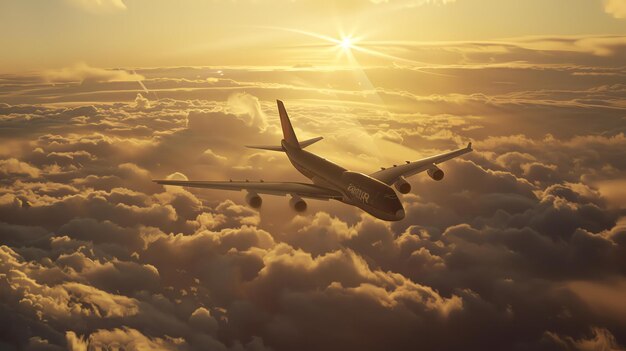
[277,100,300,148]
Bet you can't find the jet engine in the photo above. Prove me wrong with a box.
[394,177,411,194]
[289,195,307,212]
[427,165,444,181]
[245,192,262,208]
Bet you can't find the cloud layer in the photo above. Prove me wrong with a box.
[1,35,625,350]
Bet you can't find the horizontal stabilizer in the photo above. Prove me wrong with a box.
[245,144,284,152]
[246,136,323,152]
[299,136,323,148]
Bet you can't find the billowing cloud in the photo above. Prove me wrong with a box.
[227,92,269,131]
[0,158,40,178]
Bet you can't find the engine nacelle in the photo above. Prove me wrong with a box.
[427,165,444,181]
[245,192,262,208]
[394,177,411,194]
[289,196,307,212]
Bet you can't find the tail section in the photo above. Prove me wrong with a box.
[277,100,299,148]
[245,100,323,152]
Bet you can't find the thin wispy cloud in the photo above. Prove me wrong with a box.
[67,0,127,13]
[44,63,144,83]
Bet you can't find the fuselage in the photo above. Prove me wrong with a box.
[281,140,405,221]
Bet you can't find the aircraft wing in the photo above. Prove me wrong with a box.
[153,180,342,200]
[370,143,473,185]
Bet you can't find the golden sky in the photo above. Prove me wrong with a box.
[2,0,626,70]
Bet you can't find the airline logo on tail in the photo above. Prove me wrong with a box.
[347,184,370,204]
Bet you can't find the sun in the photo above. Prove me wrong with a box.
[339,36,354,50]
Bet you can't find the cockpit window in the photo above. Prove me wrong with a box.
[384,194,398,200]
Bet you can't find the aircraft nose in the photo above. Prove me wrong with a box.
[395,209,405,220]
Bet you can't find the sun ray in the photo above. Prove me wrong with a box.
[260,26,454,77]
[256,26,456,160]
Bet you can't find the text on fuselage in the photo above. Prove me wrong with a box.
[347,184,370,204]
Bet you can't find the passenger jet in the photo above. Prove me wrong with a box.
[154,100,473,221]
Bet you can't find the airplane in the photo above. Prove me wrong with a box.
[154,100,473,221]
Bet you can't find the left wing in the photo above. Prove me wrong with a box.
[153,180,342,200]
[369,143,473,185]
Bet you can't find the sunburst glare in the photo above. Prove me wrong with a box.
[339,36,355,51]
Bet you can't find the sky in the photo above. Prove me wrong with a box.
[1,0,626,350]
[2,0,626,70]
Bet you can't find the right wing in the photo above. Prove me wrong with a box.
[369,143,473,185]
[153,180,342,200]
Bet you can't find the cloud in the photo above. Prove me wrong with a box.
[227,92,269,131]
[604,0,626,19]
[1,61,626,350]
[67,0,127,13]
[200,149,227,164]
[595,179,626,208]
[66,328,185,351]
[0,158,40,178]
[189,307,218,334]
[134,93,151,110]
[543,327,623,351]
[44,63,144,83]
[0,246,140,321]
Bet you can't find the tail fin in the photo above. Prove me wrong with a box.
[277,100,299,148]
